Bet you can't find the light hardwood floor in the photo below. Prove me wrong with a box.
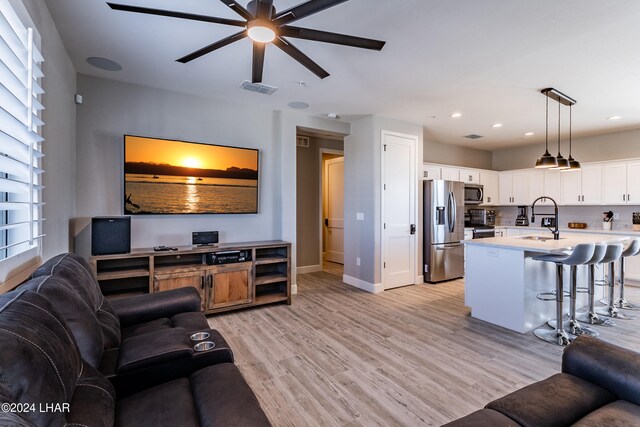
[208,267,640,427]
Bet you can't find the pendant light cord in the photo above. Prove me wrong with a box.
[569,104,572,156]
[557,98,561,155]
[545,95,549,151]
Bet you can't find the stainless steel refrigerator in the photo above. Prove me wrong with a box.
[424,180,465,282]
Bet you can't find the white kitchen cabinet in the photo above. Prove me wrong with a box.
[441,167,460,181]
[494,228,506,238]
[543,170,562,206]
[602,161,640,204]
[464,229,473,240]
[561,164,602,205]
[528,171,545,206]
[460,169,480,184]
[500,172,529,205]
[479,171,499,205]
[422,164,441,180]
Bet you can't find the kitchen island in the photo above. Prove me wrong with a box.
[464,233,629,333]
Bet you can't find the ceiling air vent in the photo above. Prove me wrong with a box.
[464,134,484,139]
[296,136,310,148]
[239,80,278,95]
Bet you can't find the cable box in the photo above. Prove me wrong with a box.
[206,250,251,265]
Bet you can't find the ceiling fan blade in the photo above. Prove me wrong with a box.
[107,3,246,28]
[252,42,266,83]
[255,0,275,19]
[273,0,349,26]
[177,30,247,63]
[272,36,329,79]
[280,26,385,50]
[218,0,254,20]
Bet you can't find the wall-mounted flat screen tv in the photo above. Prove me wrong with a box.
[124,135,259,215]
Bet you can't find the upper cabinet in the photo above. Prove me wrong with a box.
[543,170,562,206]
[460,169,480,184]
[479,171,499,205]
[561,164,602,205]
[602,161,640,205]
[499,171,529,205]
[422,164,441,180]
[441,167,460,181]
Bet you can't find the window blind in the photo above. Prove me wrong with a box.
[0,1,44,261]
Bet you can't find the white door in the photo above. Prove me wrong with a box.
[543,170,562,206]
[561,170,582,205]
[423,165,441,180]
[480,172,499,205]
[603,163,627,204]
[581,164,602,204]
[627,162,640,203]
[499,173,513,205]
[511,172,529,205]
[382,131,417,289]
[324,157,344,264]
[441,167,460,181]
[527,171,544,205]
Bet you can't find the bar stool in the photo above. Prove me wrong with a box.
[615,239,640,310]
[533,243,595,346]
[576,243,616,327]
[594,243,632,320]
[550,243,607,336]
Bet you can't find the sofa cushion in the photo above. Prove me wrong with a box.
[67,362,116,427]
[572,400,640,427]
[0,290,114,426]
[120,312,209,341]
[117,328,193,373]
[18,275,105,368]
[121,317,172,340]
[115,363,271,427]
[563,335,640,406]
[487,373,616,427]
[31,252,121,348]
[442,408,519,426]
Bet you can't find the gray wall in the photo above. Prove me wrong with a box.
[345,116,423,287]
[22,0,77,260]
[423,129,493,169]
[74,75,283,254]
[492,128,640,170]
[296,137,343,268]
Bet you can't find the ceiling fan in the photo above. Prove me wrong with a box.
[107,0,386,83]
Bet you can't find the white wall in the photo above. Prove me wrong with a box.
[424,129,493,169]
[344,116,423,289]
[22,0,77,260]
[74,75,283,254]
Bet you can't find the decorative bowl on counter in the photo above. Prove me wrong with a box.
[568,222,587,229]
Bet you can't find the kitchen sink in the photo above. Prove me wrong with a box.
[515,235,565,242]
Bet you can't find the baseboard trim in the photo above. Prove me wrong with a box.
[343,274,383,294]
[415,275,424,284]
[291,283,298,295]
[296,264,322,275]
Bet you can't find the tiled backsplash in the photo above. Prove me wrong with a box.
[495,205,640,230]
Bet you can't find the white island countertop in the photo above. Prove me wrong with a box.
[464,233,629,253]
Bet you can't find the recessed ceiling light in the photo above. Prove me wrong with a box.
[492,123,503,128]
[288,101,309,109]
[524,132,534,136]
[451,112,462,118]
[86,56,122,71]
[607,115,622,120]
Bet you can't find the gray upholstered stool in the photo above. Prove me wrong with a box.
[576,243,615,327]
[550,243,606,336]
[615,239,640,310]
[533,243,595,345]
[594,243,631,320]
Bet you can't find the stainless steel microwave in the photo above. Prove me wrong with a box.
[464,184,484,205]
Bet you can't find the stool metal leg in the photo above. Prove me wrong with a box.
[615,257,638,310]
[596,262,635,320]
[535,264,571,345]
[550,266,598,336]
[577,264,615,326]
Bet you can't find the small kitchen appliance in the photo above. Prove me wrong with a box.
[516,206,529,226]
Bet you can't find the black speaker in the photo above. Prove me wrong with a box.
[192,231,219,246]
[91,216,131,255]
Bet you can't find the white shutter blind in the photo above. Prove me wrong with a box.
[0,1,44,260]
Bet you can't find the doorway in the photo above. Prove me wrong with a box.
[295,132,344,277]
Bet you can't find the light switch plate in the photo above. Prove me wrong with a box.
[613,213,620,220]
[356,212,364,221]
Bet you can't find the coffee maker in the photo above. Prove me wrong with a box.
[516,206,529,226]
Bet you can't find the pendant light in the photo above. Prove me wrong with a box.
[552,99,570,170]
[535,94,558,168]
[565,104,581,171]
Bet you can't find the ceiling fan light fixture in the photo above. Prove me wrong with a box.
[248,19,276,43]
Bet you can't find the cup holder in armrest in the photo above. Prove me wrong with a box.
[194,341,215,352]
[190,332,210,341]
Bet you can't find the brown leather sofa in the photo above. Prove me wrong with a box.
[444,336,640,426]
[0,253,270,426]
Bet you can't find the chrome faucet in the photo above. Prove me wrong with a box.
[531,196,560,240]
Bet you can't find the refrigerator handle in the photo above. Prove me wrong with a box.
[448,191,456,233]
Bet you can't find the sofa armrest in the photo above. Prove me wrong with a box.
[562,335,640,405]
[110,287,201,327]
[117,328,193,373]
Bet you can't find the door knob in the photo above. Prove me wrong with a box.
[324,218,329,227]
[410,224,416,234]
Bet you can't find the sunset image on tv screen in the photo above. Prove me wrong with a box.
[124,136,259,215]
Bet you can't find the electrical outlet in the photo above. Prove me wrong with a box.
[613,213,620,220]
[356,212,364,221]
[356,257,360,266]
